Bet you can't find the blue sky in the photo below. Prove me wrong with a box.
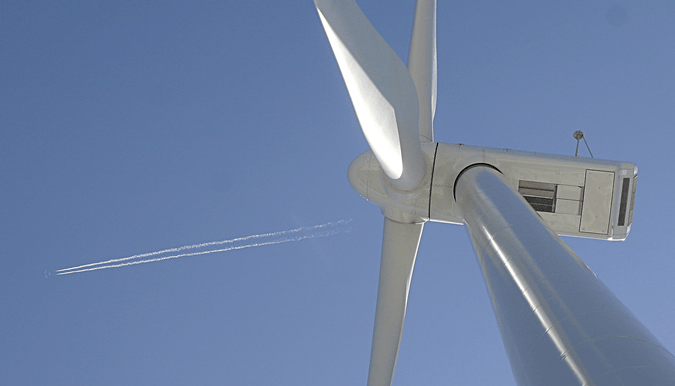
[2,1,675,385]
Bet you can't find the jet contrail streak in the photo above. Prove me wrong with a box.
[56,220,351,276]
[56,227,307,273]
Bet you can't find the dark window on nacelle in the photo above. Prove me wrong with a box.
[627,175,637,226]
[618,178,630,226]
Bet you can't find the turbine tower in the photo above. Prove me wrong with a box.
[313,0,675,385]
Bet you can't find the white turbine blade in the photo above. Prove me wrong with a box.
[368,217,424,386]
[314,0,426,190]
[407,0,437,142]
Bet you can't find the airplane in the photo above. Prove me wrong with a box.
[313,0,675,385]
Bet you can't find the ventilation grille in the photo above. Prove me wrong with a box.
[518,181,556,213]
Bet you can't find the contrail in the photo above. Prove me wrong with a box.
[56,220,351,276]
[57,226,305,273]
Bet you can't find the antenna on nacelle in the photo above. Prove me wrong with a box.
[574,130,594,158]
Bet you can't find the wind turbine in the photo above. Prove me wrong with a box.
[313,0,675,385]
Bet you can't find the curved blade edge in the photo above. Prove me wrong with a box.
[314,0,426,190]
[368,217,424,386]
[407,0,437,142]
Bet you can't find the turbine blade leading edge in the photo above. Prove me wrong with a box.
[407,0,437,142]
[368,217,424,386]
[314,0,426,190]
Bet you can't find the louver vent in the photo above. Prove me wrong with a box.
[519,181,556,213]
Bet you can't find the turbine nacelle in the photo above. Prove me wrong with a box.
[349,143,638,240]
